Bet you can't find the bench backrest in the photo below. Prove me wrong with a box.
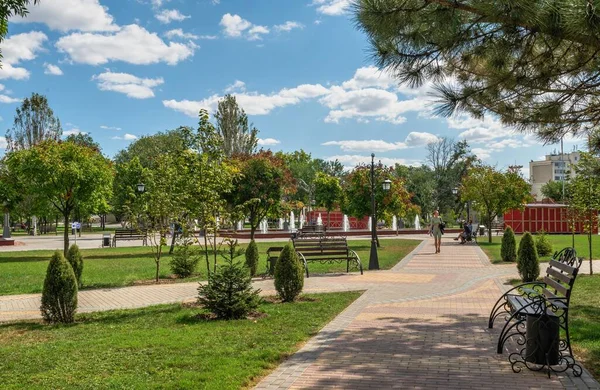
[266,246,284,259]
[293,237,349,259]
[114,229,147,237]
[301,225,325,232]
[542,247,583,307]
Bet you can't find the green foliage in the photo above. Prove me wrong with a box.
[540,180,570,202]
[245,239,259,277]
[395,164,435,219]
[5,92,61,151]
[355,1,600,141]
[113,127,191,168]
[535,230,554,256]
[40,251,78,323]
[170,234,200,278]
[197,252,261,320]
[461,165,532,243]
[112,156,147,222]
[517,232,540,283]
[65,133,100,152]
[66,244,84,287]
[501,226,517,262]
[215,94,258,157]
[274,243,304,302]
[314,172,343,212]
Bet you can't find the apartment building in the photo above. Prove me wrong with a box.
[529,151,580,200]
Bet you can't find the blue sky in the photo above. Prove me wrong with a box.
[0,0,587,176]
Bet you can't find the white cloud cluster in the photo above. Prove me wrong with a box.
[257,138,281,146]
[224,80,246,93]
[0,31,47,80]
[155,9,190,24]
[0,84,21,104]
[312,0,351,16]
[112,133,138,141]
[10,0,118,32]
[56,24,196,66]
[220,14,270,41]
[93,71,164,99]
[274,21,304,32]
[44,63,63,76]
[322,132,439,152]
[326,154,417,170]
[100,125,121,131]
[0,136,7,149]
[164,29,199,40]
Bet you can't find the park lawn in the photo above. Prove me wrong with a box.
[478,234,600,263]
[570,275,600,380]
[0,238,419,295]
[0,291,361,390]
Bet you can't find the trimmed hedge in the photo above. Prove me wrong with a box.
[66,244,84,287]
[245,239,259,277]
[501,226,517,262]
[274,243,304,302]
[40,251,78,323]
[535,230,554,256]
[517,232,540,282]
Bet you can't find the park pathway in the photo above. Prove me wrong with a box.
[255,238,600,390]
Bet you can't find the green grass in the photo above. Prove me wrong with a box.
[0,238,419,295]
[0,291,361,389]
[570,275,600,379]
[479,234,600,263]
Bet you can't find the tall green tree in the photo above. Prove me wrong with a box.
[395,164,435,219]
[315,158,344,178]
[355,0,600,142]
[540,180,571,203]
[65,133,100,151]
[0,1,39,62]
[277,150,319,204]
[314,172,343,227]
[461,165,532,243]
[6,93,62,151]
[569,152,600,275]
[113,127,190,167]
[5,140,113,255]
[215,94,258,157]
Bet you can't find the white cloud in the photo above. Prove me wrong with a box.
[93,71,164,99]
[220,13,269,40]
[0,31,47,80]
[274,21,304,32]
[0,94,20,103]
[0,136,7,149]
[164,29,199,40]
[155,9,190,24]
[224,80,246,93]
[163,83,330,117]
[312,0,351,15]
[472,148,491,160]
[10,0,118,32]
[56,25,196,65]
[44,63,63,76]
[326,154,417,169]
[112,133,138,141]
[151,0,171,7]
[63,129,86,136]
[100,125,121,130]
[322,132,439,152]
[257,138,281,146]
[198,35,218,40]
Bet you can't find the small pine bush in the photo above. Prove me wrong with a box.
[245,239,259,277]
[517,232,540,282]
[41,251,78,323]
[197,255,261,320]
[535,230,553,257]
[274,243,304,302]
[170,235,200,278]
[67,244,84,287]
[501,226,517,262]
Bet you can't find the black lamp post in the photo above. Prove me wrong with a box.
[368,155,392,270]
[2,200,10,239]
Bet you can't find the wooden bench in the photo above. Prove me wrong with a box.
[488,247,583,376]
[491,222,504,235]
[293,225,325,239]
[112,229,148,247]
[292,236,363,278]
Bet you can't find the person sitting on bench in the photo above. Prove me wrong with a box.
[454,220,472,243]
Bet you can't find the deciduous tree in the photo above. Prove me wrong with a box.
[215,94,258,157]
[314,172,343,227]
[6,93,61,151]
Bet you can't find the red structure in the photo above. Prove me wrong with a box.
[504,203,598,234]
[305,209,369,230]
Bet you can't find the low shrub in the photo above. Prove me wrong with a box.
[66,244,84,287]
[245,239,259,277]
[274,243,304,302]
[40,251,78,323]
[535,230,553,256]
[517,232,540,282]
[170,234,200,278]
[501,226,517,262]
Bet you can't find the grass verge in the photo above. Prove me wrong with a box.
[0,291,361,390]
[0,239,419,295]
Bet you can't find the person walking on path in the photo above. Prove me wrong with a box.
[430,210,443,253]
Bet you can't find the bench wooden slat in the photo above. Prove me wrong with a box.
[543,276,569,296]
[300,251,350,257]
[547,267,572,284]
[541,288,568,309]
[549,260,577,275]
[293,246,349,251]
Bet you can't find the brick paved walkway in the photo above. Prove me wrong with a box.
[255,238,600,390]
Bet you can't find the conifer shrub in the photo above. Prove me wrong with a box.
[170,234,200,278]
[500,226,517,262]
[66,244,84,287]
[197,240,261,320]
[517,232,540,282]
[41,251,78,323]
[535,230,554,256]
[245,239,259,277]
[274,243,304,302]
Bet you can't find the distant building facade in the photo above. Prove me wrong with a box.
[529,151,580,200]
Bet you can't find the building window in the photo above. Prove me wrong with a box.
[555,176,562,180]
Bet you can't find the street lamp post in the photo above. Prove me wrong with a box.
[2,200,10,239]
[368,155,392,270]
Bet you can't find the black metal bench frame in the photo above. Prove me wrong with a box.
[488,247,583,377]
[265,246,284,276]
[292,236,363,278]
[112,229,148,247]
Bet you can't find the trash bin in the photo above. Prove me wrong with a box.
[525,313,560,365]
[102,233,111,248]
[479,225,486,236]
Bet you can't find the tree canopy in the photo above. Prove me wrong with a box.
[540,180,570,203]
[5,93,62,151]
[215,94,258,157]
[355,0,600,142]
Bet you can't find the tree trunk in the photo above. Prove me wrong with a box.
[487,214,492,243]
[327,210,331,229]
[250,226,256,240]
[63,212,70,257]
[169,223,177,254]
[203,228,210,278]
[155,259,160,282]
[589,217,593,275]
